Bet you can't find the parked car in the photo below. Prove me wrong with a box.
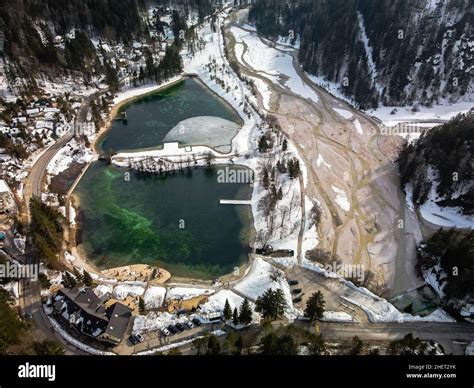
[184,320,194,329]
[128,335,139,345]
[167,325,178,334]
[161,328,171,337]
[288,279,299,286]
[192,317,202,326]
[135,333,145,343]
[292,288,302,294]
[292,296,302,303]
[175,322,185,332]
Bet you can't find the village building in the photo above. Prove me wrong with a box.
[53,287,132,345]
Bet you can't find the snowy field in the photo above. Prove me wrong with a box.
[405,177,474,229]
[47,138,94,176]
[230,26,320,103]
[234,257,301,319]
[332,108,353,120]
[367,101,473,128]
[165,287,215,301]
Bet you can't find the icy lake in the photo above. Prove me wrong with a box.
[74,78,254,279]
[99,78,242,153]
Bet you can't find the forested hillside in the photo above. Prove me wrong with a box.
[0,0,216,96]
[249,0,473,109]
[398,110,473,214]
[0,0,148,88]
[417,229,474,309]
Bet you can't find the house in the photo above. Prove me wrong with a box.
[26,108,40,117]
[53,287,132,345]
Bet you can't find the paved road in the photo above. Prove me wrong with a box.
[236,320,474,355]
[19,91,105,355]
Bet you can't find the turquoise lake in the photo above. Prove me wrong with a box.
[74,78,253,279]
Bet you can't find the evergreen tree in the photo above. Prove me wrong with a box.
[234,335,244,355]
[82,270,93,287]
[261,332,297,355]
[139,297,145,315]
[350,336,363,355]
[232,307,239,325]
[238,298,252,325]
[73,267,82,283]
[223,299,232,321]
[62,272,77,289]
[304,291,325,321]
[206,334,221,355]
[0,290,25,353]
[258,135,269,153]
[277,187,283,200]
[104,60,119,92]
[307,332,326,355]
[262,167,270,190]
[255,288,287,321]
[288,158,300,178]
[32,340,65,355]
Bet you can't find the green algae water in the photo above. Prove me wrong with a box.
[74,78,253,279]
[75,162,252,279]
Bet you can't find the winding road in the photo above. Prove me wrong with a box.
[10,7,472,356]
[19,91,106,355]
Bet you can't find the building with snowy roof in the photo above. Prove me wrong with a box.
[54,287,132,345]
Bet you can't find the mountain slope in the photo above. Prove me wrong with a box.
[398,109,473,215]
[249,0,473,109]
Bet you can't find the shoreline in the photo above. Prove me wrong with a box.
[65,75,257,283]
[91,76,186,156]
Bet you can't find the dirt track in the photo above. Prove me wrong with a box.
[225,10,421,295]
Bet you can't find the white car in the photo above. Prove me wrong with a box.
[135,333,145,343]
[161,328,171,337]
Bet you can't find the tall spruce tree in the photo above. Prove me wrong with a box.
[238,298,252,325]
[223,299,232,321]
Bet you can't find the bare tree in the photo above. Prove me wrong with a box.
[205,151,214,167]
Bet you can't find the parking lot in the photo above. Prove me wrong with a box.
[116,320,225,355]
[284,265,368,323]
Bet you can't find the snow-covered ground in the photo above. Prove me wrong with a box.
[135,330,225,355]
[322,311,355,323]
[113,78,181,105]
[133,311,190,334]
[144,286,166,309]
[405,176,474,229]
[301,258,455,323]
[248,76,272,110]
[47,137,94,176]
[165,287,214,301]
[353,119,363,135]
[234,257,301,319]
[331,185,351,212]
[198,289,244,315]
[423,264,447,298]
[332,108,353,120]
[419,199,474,229]
[113,282,146,300]
[230,26,320,103]
[367,101,473,128]
[316,154,331,169]
[301,196,319,258]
